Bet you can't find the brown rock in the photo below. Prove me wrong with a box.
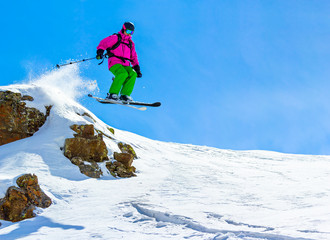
[64,124,108,162]
[26,184,52,208]
[70,124,95,138]
[128,166,137,173]
[0,91,21,101]
[16,173,38,188]
[21,95,34,101]
[64,124,109,178]
[79,161,103,178]
[118,142,137,159]
[70,156,84,166]
[0,206,4,220]
[114,152,134,168]
[0,174,52,222]
[64,136,108,162]
[70,157,103,178]
[45,105,52,117]
[106,161,136,178]
[0,187,35,222]
[16,174,52,208]
[0,91,52,146]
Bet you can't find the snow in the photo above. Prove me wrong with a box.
[1,66,330,240]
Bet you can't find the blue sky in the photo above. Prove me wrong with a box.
[1,0,330,154]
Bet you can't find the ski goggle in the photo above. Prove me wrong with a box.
[125,29,134,35]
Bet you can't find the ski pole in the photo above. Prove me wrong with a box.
[56,57,96,68]
[56,56,106,69]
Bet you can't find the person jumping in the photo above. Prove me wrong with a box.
[96,22,142,102]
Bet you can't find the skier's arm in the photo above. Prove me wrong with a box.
[130,41,139,67]
[96,35,117,52]
[130,42,142,77]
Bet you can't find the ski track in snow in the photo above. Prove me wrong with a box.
[128,203,310,240]
[0,68,330,240]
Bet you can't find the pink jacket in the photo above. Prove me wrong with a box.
[97,31,139,69]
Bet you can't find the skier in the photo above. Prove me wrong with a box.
[96,22,142,102]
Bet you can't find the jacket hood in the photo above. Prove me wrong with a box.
[118,30,132,41]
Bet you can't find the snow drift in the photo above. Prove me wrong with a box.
[0,66,330,240]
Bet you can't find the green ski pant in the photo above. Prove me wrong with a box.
[109,64,137,96]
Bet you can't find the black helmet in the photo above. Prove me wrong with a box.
[123,22,135,31]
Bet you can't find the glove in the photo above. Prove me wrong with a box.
[96,49,104,60]
[133,65,142,78]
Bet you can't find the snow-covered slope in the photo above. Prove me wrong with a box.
[0,67,329,240]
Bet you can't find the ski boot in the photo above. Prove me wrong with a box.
[105,93,119,101]
[120,95,133,103]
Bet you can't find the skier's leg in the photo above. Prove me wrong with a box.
[120,66,137,96]
[109,64,129,94]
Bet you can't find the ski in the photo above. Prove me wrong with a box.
[124,101,161,107]
[88,94,146,110]
[88,94,161,109]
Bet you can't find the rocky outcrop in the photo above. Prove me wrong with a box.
[0,174,52,222]
[114,152,134,168]
[63,124,138,178]
[70,157,103,178]
[0,90,52,146]
[16,174,52,208]
[106,152,136,178]
[64,124,109,162]
[64,124,109,178]
[106,161,136,178]
[118,142,137,159]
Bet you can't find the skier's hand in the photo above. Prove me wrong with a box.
[96,49,104,60]
[133,65,142,78]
